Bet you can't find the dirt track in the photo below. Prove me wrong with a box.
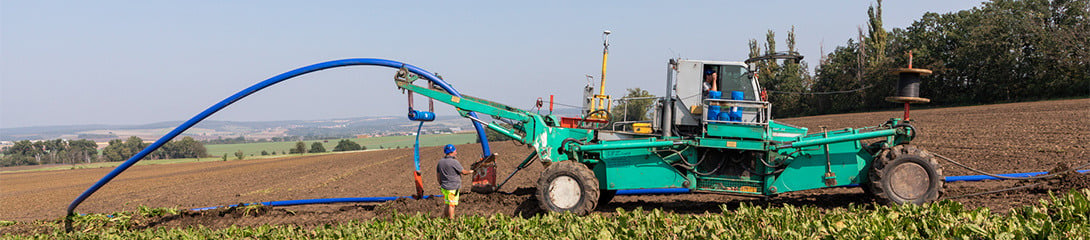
[2,99,1087,229]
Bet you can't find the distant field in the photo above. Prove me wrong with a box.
[204,133,478,157]
[0,133,479,173]
[0,156,271,173]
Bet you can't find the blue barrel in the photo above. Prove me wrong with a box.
[707,90,722,99]
[728,110,743,121]
[728,91,744,121]
[731,91,744,100]
[408,109,435,121]
[701,90,719,121]
[706,91,722,121]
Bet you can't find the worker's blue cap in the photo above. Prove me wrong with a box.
[444,144,456,154]
[705,69,717,75]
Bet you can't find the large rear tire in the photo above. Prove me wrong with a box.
[868,144,944,204]
[536,161,599,215]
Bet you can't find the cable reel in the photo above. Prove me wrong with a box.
[886,51,932,121]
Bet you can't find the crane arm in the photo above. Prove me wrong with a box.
[397,80,534,123]
[395,76,542,140]
[394,75,593,163]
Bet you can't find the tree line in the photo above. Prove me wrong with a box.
[284,140,367,154]
[201,135,347,145]
[1,136,209,167]
[1,139,98,167]
[100,136,209,162]
[753,0,1087,117]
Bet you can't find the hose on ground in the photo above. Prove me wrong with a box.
[934,153,1090,180]
[934,152,1090,199]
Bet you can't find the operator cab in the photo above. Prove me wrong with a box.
[658,60,764,136]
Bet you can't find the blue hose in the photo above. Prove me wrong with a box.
[185,169,1088,211]
[190,195,440,211]
[944,169,1089,182]
[66,58,494,218]
[413,122,424,172]
[613,170,1090,194]
[616,188,691,195]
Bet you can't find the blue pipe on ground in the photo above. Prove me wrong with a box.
[945,169,1089,182]
[190,195,441,211]
[66,58,494,218]
[617,188,691,195]
[619,170,1085,194]
[185,169,1088,211]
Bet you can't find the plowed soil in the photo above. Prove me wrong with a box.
[2,99,1087,232]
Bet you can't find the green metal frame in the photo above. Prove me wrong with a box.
[396,75,915,196]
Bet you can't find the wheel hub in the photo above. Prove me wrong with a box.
[889,163,929,200]
[548,176,581,209]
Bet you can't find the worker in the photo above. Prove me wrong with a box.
[436,144,473,218]
[703,68,719,94]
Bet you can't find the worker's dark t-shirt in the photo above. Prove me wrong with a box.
[436,156,464,190]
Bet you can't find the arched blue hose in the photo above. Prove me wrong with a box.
[66,58,494,218]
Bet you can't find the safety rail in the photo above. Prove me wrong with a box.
[700,99,772,126]
[609,96,663,132]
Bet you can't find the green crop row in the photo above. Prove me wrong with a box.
[5,189,1088,239]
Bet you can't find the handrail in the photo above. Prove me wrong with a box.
[701,99,772,126]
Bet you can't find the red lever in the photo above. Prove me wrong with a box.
[412,171,424,199]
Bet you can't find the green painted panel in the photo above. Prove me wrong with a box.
[537,126,595,162]
[592,148,689,190]
[768,140,872,194]
[696,138,766,151]
[770,120,808,142]
[706,123,766,139]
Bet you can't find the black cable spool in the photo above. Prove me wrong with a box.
[897,72,921,97]
[886,68,932,104]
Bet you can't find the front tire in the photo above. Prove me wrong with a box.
[536,161,599,215]
[868,144,944,204]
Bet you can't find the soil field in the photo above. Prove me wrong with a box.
[2,99,1087,231]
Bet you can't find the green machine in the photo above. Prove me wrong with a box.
[393,52,944,215]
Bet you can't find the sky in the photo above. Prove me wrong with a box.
[1,0,985,129]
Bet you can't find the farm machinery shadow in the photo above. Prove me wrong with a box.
[597,191,877,215]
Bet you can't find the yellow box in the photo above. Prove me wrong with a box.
[690,105,703,114]
[633,123,652,134]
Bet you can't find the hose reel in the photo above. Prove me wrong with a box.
[886,51,932,121]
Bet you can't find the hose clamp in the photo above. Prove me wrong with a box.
[393,66,419,83]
